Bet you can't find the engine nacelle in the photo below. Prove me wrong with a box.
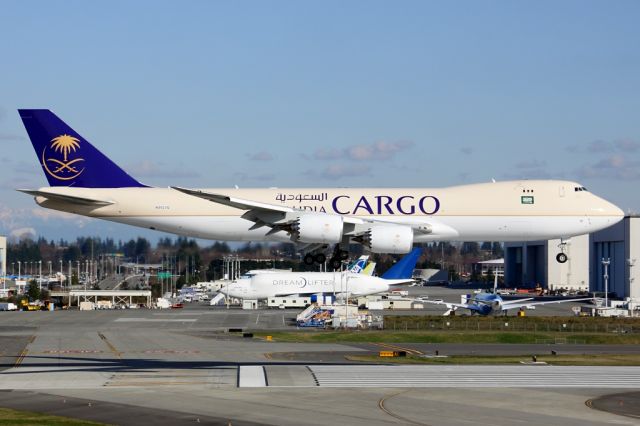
[361,225,414,254]
[290,214,344,244]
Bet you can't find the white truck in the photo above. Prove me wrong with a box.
[0,302,18,311]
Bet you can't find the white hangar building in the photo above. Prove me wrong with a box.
[504,216,639,299]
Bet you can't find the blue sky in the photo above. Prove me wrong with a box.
[1,1,639,242]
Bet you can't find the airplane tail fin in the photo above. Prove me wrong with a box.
[381,248,422,280]
[348,255,369,274]
[18,109,146,188]
[361,262,376,276]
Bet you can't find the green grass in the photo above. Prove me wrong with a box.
[0,408,107,425]
[256,330,640,345]
[346,354,640,366]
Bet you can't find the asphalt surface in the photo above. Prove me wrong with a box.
[0,390,264,425]
[0,303,638,425]
[588,391,640,420]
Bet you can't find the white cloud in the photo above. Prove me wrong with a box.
[9,227,36,240]
[233,172,276,182]
[125,160,200,179]
[568,139,640,154]
[614,139,640,153]
[576,155,640,180]
[515,159,547,169]
[246,151,274,161]
[310,140,414,162]
[304,164,371,180]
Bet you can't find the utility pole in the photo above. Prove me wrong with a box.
[602,258,610,308]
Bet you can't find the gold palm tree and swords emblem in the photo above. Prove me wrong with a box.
[41,134,86,180]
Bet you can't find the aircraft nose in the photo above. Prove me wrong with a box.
[604,199,624,220]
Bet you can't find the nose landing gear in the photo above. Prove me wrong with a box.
[556,240,569,263]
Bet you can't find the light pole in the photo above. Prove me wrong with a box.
[602,258,610,308]
[39,260,42,292]
[0,248,4,292]
[17,261,21,281]
[59,260,63,288]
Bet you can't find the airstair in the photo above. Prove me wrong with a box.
[296,304,333,328]
[209,293,226,306]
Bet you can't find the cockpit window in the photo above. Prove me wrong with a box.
[574,187,588,192]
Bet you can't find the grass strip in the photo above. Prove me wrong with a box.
[0,407,107,425]
[256,330,640,345]
[346,353,640,366]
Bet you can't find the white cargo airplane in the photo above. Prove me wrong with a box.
[18,110,624,268]
[221,248,422,300]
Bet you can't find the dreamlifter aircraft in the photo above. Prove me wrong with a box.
[18,110,624,268]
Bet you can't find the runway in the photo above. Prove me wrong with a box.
[1,307,639,425]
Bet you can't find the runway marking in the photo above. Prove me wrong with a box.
[114,318,197,322]
[42,350,104,354]
[238,366,267,387]
[255,314,260,324]
[308,365,640,388]
[98,332,121,359]
[105,381,211,387]
[373,343,423,356]
[140,350,201,354]
[13,335,35,368]
[13,349,28,368]
[379,390,431,426]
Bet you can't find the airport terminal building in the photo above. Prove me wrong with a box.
[505,216,640,299]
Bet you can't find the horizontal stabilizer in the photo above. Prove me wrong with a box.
[17,189,114,206]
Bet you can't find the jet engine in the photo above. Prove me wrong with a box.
[358,225,414,254]
[290,214,344,244]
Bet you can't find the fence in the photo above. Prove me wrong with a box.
[382,317,639,334]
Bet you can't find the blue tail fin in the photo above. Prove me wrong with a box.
[381,248,422,280]
[18,109,146,188]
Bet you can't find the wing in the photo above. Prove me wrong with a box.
[501,297,593,311]
[421,300,473,310]
[171,186,438,238]
[17,189,114,206]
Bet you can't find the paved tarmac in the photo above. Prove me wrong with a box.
[0,305,638,425]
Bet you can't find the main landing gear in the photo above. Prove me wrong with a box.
[556,240,568,263]
[303,246,350,270]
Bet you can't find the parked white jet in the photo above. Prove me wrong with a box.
[18,110,624,267]
[220,249,421,300]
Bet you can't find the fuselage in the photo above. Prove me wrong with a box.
[31,180,624,243]
[220,271,397,300]
[467,293,504,316]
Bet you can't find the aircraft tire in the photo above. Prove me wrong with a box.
[556,253,568,263]
[314,253,327,264]
[303,253,315,265]
[339,250,349,260]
